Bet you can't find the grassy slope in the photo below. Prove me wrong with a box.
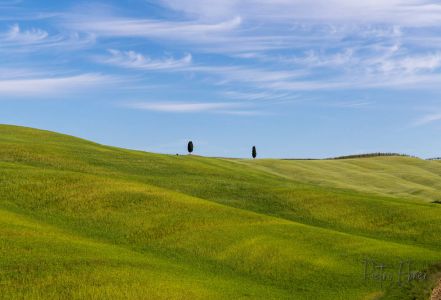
[0,124,440,299]
[238,158,441,202]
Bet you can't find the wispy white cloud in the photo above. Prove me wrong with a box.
[98,47,441,92]
[0,67,48,80]
[66,14,242,41]
[235,43,441,90]
[98,49,304,87]
[0,12,63,22]
[159,0,441,26]
[0,23,95,52]
[327,100,373,109]
[124,101,245,113]
[264,73,441,91]
[413,113,441,127]
[223,90,293,101]
[64,11,340,54]
[0,73,117,97]
[4,23,48,43]
[376,52,441,74]
[190,65,304,85]
[272,49,356,68]
[101,49,192,70]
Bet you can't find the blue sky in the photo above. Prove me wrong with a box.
[1,0,441,158]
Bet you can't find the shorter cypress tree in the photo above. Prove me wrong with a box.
[252,146,257,159]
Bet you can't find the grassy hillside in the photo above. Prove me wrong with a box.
[0,124,440,299]
[238,157,441,202]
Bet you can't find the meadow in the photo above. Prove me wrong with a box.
[0,124,441,299]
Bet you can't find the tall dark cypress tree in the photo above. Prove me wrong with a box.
[252,146,257,159]
[188,141,194,154]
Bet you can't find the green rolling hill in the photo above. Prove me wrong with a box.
[0,124,440,299]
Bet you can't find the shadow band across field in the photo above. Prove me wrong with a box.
[1,124,441,299]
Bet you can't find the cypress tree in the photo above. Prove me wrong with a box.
[252,146,257,159]
[188,141,194,154]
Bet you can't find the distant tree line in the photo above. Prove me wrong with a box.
[330,153,413,160]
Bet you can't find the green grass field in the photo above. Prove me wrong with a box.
[1,124,441,299]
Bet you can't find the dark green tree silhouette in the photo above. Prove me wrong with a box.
[187,141,194,154]
[252,146,257,159]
